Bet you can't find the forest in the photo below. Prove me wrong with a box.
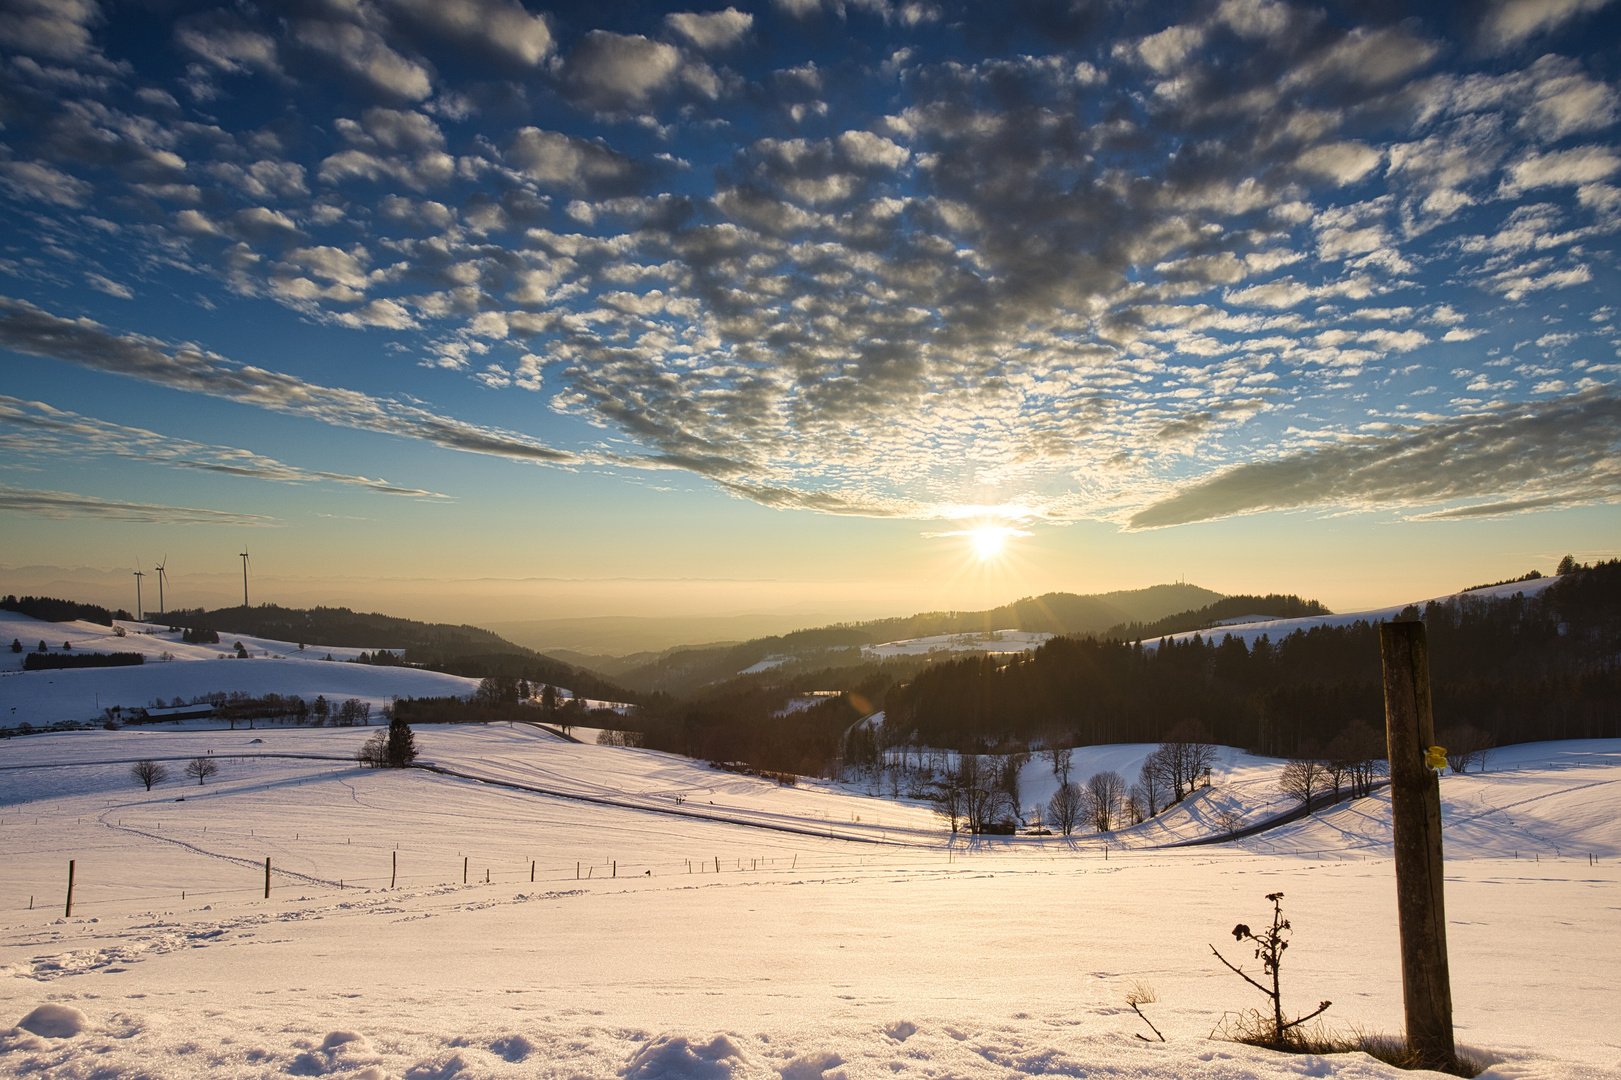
[880,560,1621,758]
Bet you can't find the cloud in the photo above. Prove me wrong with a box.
[0,0,101,63]
[85,273,132,299]
[0,483,277,525]
[7,2,1621,531]
[0,160,93,207]
[664,9,753,51]
[292,18,432,101]
[1479,0,1616,51]
[1295,143,1382,186]
[505,128,643,194]
[1129,388,1621,528]
[560,31,685,113]
[0,395,452,499]
[174,11,281,77]
[380,0,553,67]
[0,297,578,467]
[1502,146,1621,193]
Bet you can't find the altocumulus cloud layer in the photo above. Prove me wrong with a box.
[1,0,1619,526]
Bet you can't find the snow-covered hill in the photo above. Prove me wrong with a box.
[0,610,633,726]
[1149,576,1562,649]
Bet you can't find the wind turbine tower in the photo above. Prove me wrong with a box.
[239,548,250,609]
[133,568,145,622]
[155,557,167,616]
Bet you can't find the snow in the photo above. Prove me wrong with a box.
[1,718,1617,1080]
[1148,577,1562,650]
[740,655,794,675]
[863,629,1053,659]
[0,610,569,727]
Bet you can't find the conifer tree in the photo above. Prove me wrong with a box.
[385,715,417,767]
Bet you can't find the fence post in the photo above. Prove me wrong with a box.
[463,856,468,884]
[264,857,271,899]
[1379,620,1455,1069]
[392,850,397,889]
[65,860,75,917]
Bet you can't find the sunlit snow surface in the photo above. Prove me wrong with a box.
[863,629,1053,660]
[1,716,1617,1080]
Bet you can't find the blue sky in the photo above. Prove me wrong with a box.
[1,0,1619,624]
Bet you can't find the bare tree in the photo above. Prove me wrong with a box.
[130,759,168,791]
[1124,788,1146,825]
[183,756,219,785]
[1160,722,1218,802]
[929,765,966,833]
[1327,720,1388,796]
[356,730,387,767]
[999,751,1029,812]
[1277,758,1325,812]
[1439,724,1495,774]
[1046,744,1073,786]
[1047,782,1084,835]
[1216,807,1246,836]
[1137,754,1168,817]
[1086,770,1127,832]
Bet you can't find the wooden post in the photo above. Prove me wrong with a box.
[64,860,75,917]
[391,850,397,889]
[264,857,271,899]
[463,856,468,884]
[530,860,535,882]
[1379,620,1455,1069]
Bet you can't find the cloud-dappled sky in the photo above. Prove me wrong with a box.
[1,0,1619,621]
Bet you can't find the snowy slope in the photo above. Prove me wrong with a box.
[0,727,1617,1080]
[0,611,474,725]
[1150,577,1562,649]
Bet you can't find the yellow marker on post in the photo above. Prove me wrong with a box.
[1425,746,1447,770]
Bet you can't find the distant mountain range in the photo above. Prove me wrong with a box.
[574,584,1331,697]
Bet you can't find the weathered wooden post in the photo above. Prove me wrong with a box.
[64,860,75,917]
[1379,620,1455,1069]
[463,856,468,884]
[264,857,271,899]
[391,850,397,889]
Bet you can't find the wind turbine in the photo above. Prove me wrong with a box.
[239,547,250,609]
[155,556,167,617]
[133,568,145,622]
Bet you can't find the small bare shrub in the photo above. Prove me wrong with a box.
[1209,892,1330,1048]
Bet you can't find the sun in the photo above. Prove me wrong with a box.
[970,525,1009,560]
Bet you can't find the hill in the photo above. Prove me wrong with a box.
[604,583,1229,696]
[1103,593,1331,641]
[151,604,638,704]
[487,613,837,657]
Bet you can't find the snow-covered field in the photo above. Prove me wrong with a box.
[863,629,1053,660]
[2,718,1617,1080]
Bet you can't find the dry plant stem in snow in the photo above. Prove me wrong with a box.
[1209,892,1330,1047]
[1126,981,1165,1042]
